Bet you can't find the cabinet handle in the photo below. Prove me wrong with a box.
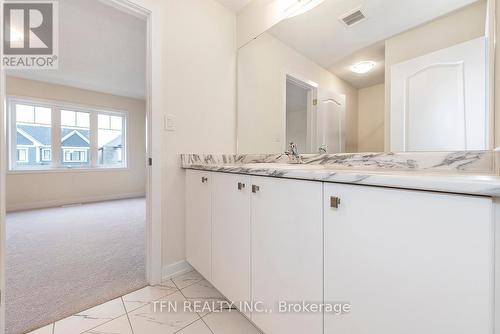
[330,196,341,209]
[201,177,208,183]
[238,182,246,190]
[252,185,260,193]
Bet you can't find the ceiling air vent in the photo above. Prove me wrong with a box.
[339,8,366,27]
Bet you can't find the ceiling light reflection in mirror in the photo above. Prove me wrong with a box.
[284,0,325,18]
[350,60,376,74]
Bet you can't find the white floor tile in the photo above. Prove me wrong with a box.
[84,315,132,334]
[203,309,262,334]
[45,271,261,334]
[159,279,178,289]
[172,270,204,289]
[54,298,126,334]
[26,323,54,334]
[122,285,178,312]
[128,291,200,334]
[176,319,213,334]
[181,279,227,317]
[181,280,225,301]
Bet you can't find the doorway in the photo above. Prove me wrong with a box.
[0,1,160,333]
[285,75,316,153]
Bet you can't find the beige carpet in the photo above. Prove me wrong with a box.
[6,198,147,334]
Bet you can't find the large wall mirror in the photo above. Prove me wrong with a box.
[237,0,494,154]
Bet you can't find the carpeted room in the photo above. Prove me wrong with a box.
[6,199,146,334]
[3,1,148,333]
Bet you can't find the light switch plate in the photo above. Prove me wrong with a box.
[165,114,176,131]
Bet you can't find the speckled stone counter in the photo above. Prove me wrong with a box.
[181,151,500,197]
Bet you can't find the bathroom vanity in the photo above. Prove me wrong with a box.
[183,1,500,332]
[183,152,499,334]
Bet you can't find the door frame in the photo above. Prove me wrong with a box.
[100,0,163,287]
[0,1,162,332]
[0,1,5,330]
[282,73,319,153]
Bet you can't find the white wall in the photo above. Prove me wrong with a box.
[496,0,500,148]
[90,0,237,279]
[238,32,358,153]
[6,76,146,212]
[358,84,385,152]
[148,0,237,271]
[237,0,290,48]
[384,0,486,149]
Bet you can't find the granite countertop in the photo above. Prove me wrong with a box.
[180,152,500,197]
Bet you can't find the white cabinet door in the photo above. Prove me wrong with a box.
[251,177,323,334]
[324,183,493,334]
[185,169,212,280]
[390,37,487,151]
[212,173,251,309]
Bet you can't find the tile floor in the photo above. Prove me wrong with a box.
[27,270,262,334]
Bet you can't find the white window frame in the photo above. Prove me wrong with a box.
[16,147,29,163]
[63,148,88,163]
[41,148,52,162]
[7,96,129,172]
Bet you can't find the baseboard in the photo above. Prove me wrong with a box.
[162,260,193,281]
[6,192,146,212]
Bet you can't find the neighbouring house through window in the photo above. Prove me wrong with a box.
[8,97,127,170]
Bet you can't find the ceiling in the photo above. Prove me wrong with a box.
[7,0,147,99]
[216,0,253,12]
[329,41,385,89]
[268,0,479,88]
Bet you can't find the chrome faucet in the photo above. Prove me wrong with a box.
[285,142,302,164]
[318,145,328,154]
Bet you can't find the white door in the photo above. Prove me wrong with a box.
[316,90,346,153]
[185,170,212,280]
[212,173,251,312]
[324,183,493,334]
[251,177,323,334]
[390,37,487,151]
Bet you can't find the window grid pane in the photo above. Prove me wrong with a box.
[15,102,52,168]
[35,107,51,125]
[61,110,76,127]
[11,99,127,170]
[61,110,91,167]
[16,104,35,123]
[98,113,124,166]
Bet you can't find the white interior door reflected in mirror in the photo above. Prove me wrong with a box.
[390,36,487,151]
[285,76,346,154]
[317,91,346,154]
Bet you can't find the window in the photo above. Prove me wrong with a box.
[63,149,88,163]
[98,113,125,166]
[61,110,90,167]
[17,148,29,163]
[8,98,127,170]
[41,148,52,161]
[13,103,52,168]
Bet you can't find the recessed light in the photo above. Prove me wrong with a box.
[351,61,376,74]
